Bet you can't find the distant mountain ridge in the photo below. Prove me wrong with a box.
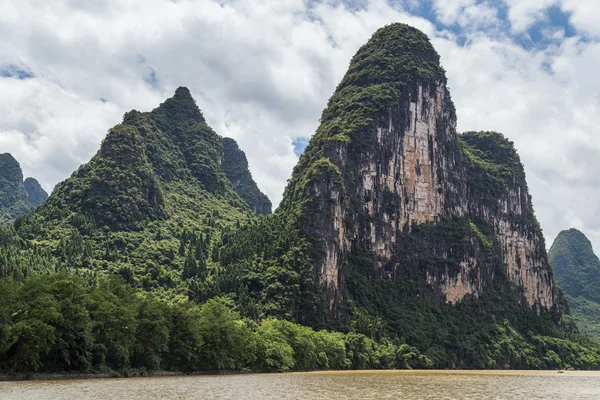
[221,137,272,215]
[0,153,48,224]
[549,228,600,341]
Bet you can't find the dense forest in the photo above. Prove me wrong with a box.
[1,23,600,376]
[0,271,434,374]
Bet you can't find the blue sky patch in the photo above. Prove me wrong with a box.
[332,0,578,52]
[292,137,310,157]
[514,5,577,50]
[0,64,34,79]
[137,55,159,88]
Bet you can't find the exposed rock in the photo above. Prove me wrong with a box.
[279,23,555,313]
[461,131,554,309]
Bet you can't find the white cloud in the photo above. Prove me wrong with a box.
[503,0,559,33]
[561,0,600,37]
[432,0,500,30]
[0,77,124,189]
[2,0,600,253]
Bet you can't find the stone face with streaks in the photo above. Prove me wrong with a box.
[280,23,555,314]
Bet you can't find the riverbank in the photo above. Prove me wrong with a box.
[1,368,595,382]
[0,369,260,382]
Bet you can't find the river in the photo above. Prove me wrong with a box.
[1,370,599,399]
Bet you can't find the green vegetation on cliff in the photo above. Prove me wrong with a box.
[549,229,600,342]
[1,24,598,375]
[221,137,272,215]
[23,178,47,207]
[0,154,47,225]
[215,24,597,369]
[13,88,257,294]
[281,23,451,211]
[460,131,522,205]
[0,255,431,374]
[550,229,600,302]
[459,131,540,231]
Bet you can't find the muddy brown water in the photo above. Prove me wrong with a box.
[1,370,599,399]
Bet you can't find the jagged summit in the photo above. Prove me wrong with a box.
[152,86,206,124]
[16,88,271,284]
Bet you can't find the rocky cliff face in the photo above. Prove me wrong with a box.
[0,153,48,224]
[279,24,555,313]
[221,137,272,215]
[459,131,554,309]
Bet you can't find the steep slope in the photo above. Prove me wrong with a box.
[460,131,553,309]
[15,88,261,290]
[0,153,48,224]
[217,23,580,369]
[278,24,554,313]
[23,177,48,207]
[1,24,596,372]
[221,137,272,215]
[549,228,600,341]
[44,124,167,230]
[0,153,30,224]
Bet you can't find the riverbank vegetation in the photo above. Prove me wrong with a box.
[1,273,598,375]
[2,25,600,374]
[0,274,431,375]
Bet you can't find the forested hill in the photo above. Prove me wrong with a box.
[549,229,600,342]
[8,87,270,291]
[0,24,599,375]
[0,153,47,225]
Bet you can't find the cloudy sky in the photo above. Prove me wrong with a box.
[2,0,600,250]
